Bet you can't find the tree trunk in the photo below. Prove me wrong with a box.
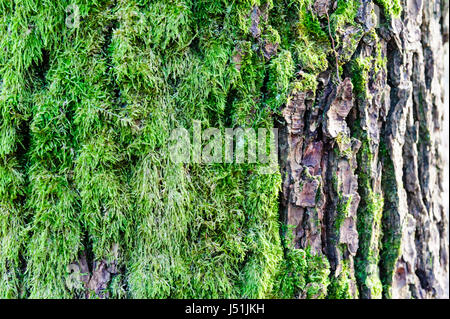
[280,0,449,299]
[0,0,448,299]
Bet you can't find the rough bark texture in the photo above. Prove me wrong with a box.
[0,0,448,299]
[279,0,449,299]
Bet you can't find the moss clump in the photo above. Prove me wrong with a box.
[355,137,384,299]
[0,0,291,299]
[291,71,319,94]
[351,57,372,98]
[273,226,330,299]
[379,141,402,299]
[270,0,331,76]
[335,132,355,159]
[327,260,355,299]
[266,50,295,111]
[374,0,402,19]
[351,31,387,101]
[116,0,285,299]
[274,248,330,299]
[330,0,360,31]
[335,195,354,234]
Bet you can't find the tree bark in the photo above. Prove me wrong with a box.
[0,0,448,299]
[281,0,449,299]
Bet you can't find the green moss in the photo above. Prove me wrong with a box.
[329,0,361,53]
[350,30,387,102]
[272,0,331,74]
[273,226,330,299]
[374,39,387,74]
[334,195,353,235]
[328,260,355,299]
[0,0,87,298]
[331,0,360,28]
[354,137,384,299]
[351,57,372,98]
[374,0,402,19]
[263,25,281,45]
[302,11,329,41]
[379,141,402,299]
[266,50,295,111]
[291,72,318,94]
[113,0,286,299]
[350,42,387,297]
[335,132,354,159]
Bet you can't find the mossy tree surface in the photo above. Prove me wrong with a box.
[0,0,448,299]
